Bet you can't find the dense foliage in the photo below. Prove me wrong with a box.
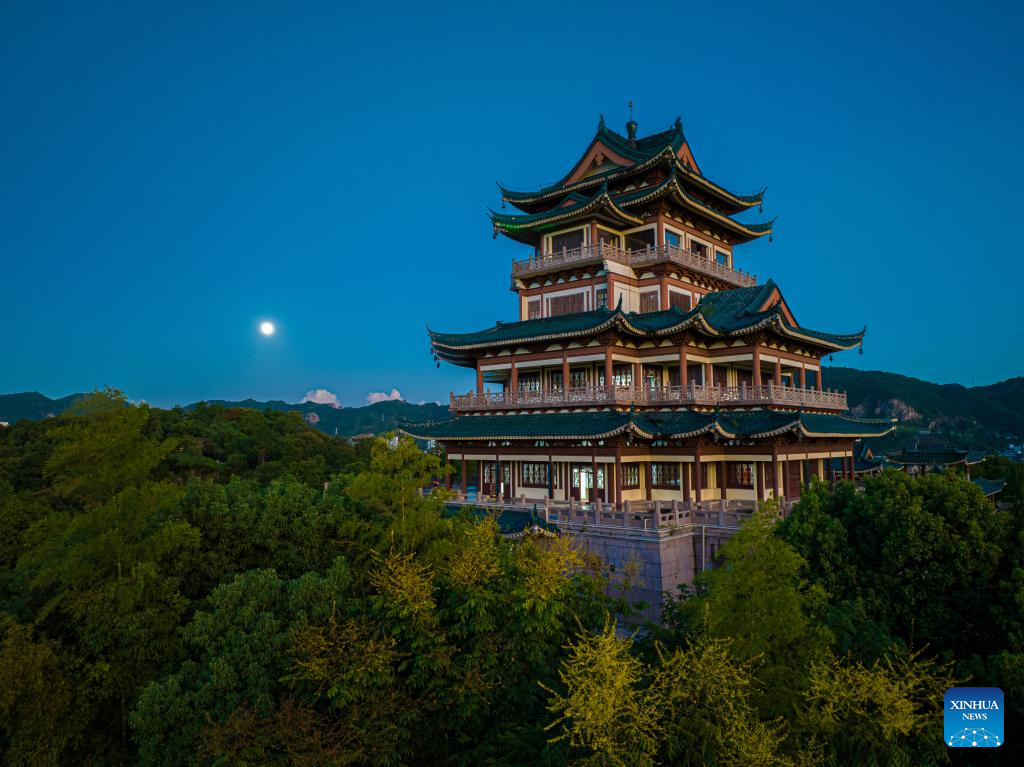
[0,389,1021,765]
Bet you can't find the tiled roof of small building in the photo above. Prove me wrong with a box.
[886,448,985,466]
[973,477,1006,496]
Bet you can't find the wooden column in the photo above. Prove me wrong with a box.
[509,362,518,392]
[562,353,570,392]
[476,361,483,394]
[660,280,669,311]
[694,447,703,504]
[816,366,823,392]
[719,459,727,500]
[460,459,467,494]
[704,361,713,386]
[752,346,762,386]
[774,359,782,386]
[644,460,652,501]
[633,361,642,389]
[756,460,765,502]
[615,448,623,508]
[605,348,614,388]
[678,344,688,387]
[771,448,779,499]
[682,460,690,501]
[478,461,483,497]
[591,448,598,504]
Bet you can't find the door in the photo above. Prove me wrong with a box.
[571,464,605,503]
[785,461,802,499]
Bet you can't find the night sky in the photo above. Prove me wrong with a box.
[2,1,1022,408]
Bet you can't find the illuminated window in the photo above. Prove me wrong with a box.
[652,462,680,489]
[621,464,640,489]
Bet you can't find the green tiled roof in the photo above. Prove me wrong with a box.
[886,448,983,466]
[429,280,865,366]
[491,172,773,243]
[499,117,764,214]
[404,410,894,442]
[973,477,1006,496]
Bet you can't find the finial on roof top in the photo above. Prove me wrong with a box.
[626,99,637,147]
[598,113,605,131]
[674,115,683,132]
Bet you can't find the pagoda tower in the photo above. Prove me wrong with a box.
[409,114,892,609]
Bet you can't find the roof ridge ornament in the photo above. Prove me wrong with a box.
[598,113,605,131]
[626,99,637,147]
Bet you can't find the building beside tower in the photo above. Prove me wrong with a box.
[408,113,893,611]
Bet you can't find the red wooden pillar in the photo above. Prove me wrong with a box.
[460,459,467,494]
[774,359,782,386]
[682,459,691,500]
[591,448,599,504]
[756,460,765,502]
[604,348,614,388]
[719,459,728,500]
[800,366,807,389]
[816,366,823,392]
[509,362,518,392]
[476,361,483,394]
[660,280,669,311]
[644,460,652,501]
[614,448,623,507]
[704,362,713,386]
[678,344,687,387]
[752,346,762,386]
[771,448,779,499]
[633,361,642,389]
[477,461,483,497]
[562,353,570,392]
[694,447,703,504]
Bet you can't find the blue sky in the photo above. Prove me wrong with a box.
[2,0,1022,407]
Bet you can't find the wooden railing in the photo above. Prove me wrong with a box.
[450,382,847,412]
[511,242,756,288]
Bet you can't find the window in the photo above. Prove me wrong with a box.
[548,370,563,390]
[621,463,640,489]
[518,372,540,391]
[571,465,605,489]
[639,291,659,313]
[652,462,680,489]
[689,240,708,258]
[727,462,754,489]
[612,364,633,386]
[521,462,552,488]
[597,229,620,247]
[700,462,713,488]
[549,293,584,316]
[595,287,608,309]
[626,228,656,251]
[643,365,662,388]
[482,463,511,484]
[669,292,691,311]
[713,364,729,387]
[715,250,729,266]
[527,299,541,320]
[686,363,703,385]
[665,230,681,248]
[570,368,589,388]
[550,229,584,253]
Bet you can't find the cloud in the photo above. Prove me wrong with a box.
[301,388,341,408]
[366,388,403,404]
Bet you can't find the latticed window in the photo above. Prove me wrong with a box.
[527,299,541,319]
[597,229,620,247]
[595,287,608,309]
[571,465,604,489]
[482,464,510,484]
[669,292,691,311]
[611,364,632,386]
[549,293,584,316]
[520,462,551,487]
[548,371,563,390]
[639,291,659,313]
[690,240,709,258]
[727,462,754,488]
[621,463,640,489]
[652,462,680,489]
[626,228,655,251]
[518,372,540,391]
[570,368,589,388]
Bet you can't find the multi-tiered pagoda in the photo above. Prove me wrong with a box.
[412,114,892,512]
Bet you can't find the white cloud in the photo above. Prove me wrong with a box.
[366,388,403,404]
[301,388,341,408]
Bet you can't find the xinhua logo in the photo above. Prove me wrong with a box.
[945,687,1004,747]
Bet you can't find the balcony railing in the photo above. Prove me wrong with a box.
[450,382,847,412]
[511,243,756,288]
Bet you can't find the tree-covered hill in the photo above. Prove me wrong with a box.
[0,392,450,437]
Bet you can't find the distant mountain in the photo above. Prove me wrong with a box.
[0,391,86,423]
[4,369,1022,448]
[825,367,1024,450]
[192,398,451,437]
[0,391,450,437]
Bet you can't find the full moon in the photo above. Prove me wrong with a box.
[259,321,275,336]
